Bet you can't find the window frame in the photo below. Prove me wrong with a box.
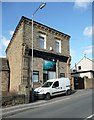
[33,71,39,83]
[60,73,65,78]
[78,66,81,70]
[38,33,46,49]
[55,39,61,53]
[52,81,59,88]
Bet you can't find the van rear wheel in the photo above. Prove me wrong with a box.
[45,93,50,100]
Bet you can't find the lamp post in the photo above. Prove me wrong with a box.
[31,3,46,102]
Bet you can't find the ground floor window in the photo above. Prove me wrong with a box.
[43,60,56,83]
[33,71,39,82]
[60,73,65,78]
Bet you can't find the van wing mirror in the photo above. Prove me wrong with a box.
[52,85,55,88]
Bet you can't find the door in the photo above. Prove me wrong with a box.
[48,71,56,79]
[43,73,48,83]
[74,77,84,89]
[51,81,61,96]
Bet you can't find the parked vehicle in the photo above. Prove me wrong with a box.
[34,78,71,100]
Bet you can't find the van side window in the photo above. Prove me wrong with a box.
[52,81,59,88]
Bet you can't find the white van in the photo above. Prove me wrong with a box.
[34,78,71,100]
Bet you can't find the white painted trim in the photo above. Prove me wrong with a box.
[38,33,46,49]
[55,39,61,53]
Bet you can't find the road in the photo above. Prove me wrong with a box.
[6,89,93,119]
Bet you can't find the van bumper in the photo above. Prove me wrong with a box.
[38,94,45,99]
[34,92,45,99]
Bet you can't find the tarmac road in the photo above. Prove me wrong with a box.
[2,89,94,119]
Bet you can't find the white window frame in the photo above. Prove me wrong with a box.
[38,33,46,49]
[55,39,61,53]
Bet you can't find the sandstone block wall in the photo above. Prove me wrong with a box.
[6,22,24,93]
[0,58,9,94]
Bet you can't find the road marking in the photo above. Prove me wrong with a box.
[84,114,94,120]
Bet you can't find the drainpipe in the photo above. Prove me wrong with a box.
[67,56,71,78]
[56,59,59,78]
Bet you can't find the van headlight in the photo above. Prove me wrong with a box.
[39,89,44,93]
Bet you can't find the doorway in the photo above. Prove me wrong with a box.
[43,71,56,83]
[74,77,84,89]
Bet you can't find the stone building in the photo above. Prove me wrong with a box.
[5,16,71,95]
[0,58,10,95]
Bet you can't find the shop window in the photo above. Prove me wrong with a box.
[33,71,39,82]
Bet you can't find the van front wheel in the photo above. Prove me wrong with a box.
[66,90,71,96]
[45,93,50,100]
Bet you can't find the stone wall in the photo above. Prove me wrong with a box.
[2,94,26,107]
[23,19,70,57]
[70,76,94,90]
[84,77,94,89]
[6,22,24,93]
[0,58,9,94]
[5,16,71,97]
[59,62,67,77]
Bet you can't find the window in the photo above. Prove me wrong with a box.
[42,82,53,87]
[55,40,61,53]
[52,81,59,88]
[60,73,65,78]
[78,66,81,70]
[38,34,46,49]
[33,71,39,82]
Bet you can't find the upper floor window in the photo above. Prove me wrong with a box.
[78,66,81,70]
[55,40,61,53]
[38,33,46,49]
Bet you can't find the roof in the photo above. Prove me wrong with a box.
[6,16,71,53]
[47,78,69,82]
[71,70,94,75]
[22,16,71,37]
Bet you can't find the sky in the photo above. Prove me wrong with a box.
[1,1,93,68]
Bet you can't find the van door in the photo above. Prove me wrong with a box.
[51,81,62,96]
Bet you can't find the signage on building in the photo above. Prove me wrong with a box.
[43,60,56,71]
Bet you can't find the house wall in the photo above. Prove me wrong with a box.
[80,72,93,79]
[84,77,94,89]
[23,19,70,79]
[72,57,94,79]
[74,57,93,71]
[6,22,24,93]
[5,16,71,95]
[0,58,10,94]
[23,20,70,57]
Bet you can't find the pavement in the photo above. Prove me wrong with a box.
[1,90,79,118]
[2,100,47,118]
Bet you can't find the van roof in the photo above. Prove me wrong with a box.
[46,78,69,82]
[46,79,56,82]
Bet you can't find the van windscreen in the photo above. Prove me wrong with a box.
[42,82,53,87]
